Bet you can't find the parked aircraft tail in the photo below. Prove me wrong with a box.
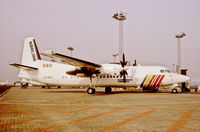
[21,37,41,65]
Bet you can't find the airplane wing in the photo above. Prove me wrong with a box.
[10,63,38,70]
[41,50,102,76]
[41,50,101,68]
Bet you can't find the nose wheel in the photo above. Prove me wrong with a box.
[87,87,96,94]
[172,88,178,93]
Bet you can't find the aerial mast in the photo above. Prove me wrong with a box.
[175,33,186,73]
[112,12,126,61]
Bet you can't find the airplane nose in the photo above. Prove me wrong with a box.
[175,74,190,83]
[182,75,190,82]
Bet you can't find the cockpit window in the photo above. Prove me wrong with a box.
[166,69,170,73]
[160,69,170,73]
[160,70,165,73]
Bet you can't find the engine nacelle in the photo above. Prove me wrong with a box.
[98,66,121,75]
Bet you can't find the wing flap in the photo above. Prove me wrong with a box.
[10,63,38,70]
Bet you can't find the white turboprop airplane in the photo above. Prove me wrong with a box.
[0,79,8,86]
[10,37,190,94]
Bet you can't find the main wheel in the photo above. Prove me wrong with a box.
[172,89,178,93]
[142,87,148,92]
[105,87,112,93]
[149,87,158,93]
[21,83,28,89]
[87,88,95,94]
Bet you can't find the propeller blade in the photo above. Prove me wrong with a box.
[120,69,127,76]
[123,70,128,75]
[122,53,125,62]
[120,54,127,67]
[120,53,128,83]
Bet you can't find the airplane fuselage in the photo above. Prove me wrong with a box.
[11,37,190,94]
[18,60,188,88]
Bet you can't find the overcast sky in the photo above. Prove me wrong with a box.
[0,0,200,82]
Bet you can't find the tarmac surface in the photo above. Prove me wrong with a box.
[0,86,12,97]
[0,87,200,132]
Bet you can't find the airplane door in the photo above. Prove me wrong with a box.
[131,68,138,83]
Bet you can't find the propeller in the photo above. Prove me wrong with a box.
[120,53,128,83]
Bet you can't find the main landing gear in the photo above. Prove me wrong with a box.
[87,87,113,94]
[87,75,98,94]
[105,87,112,93]
[87,87,96,94]
[142,87,158,92]
[86,76,112,94]
[21,83,28,89]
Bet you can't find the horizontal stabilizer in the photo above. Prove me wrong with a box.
[10,63,38,70]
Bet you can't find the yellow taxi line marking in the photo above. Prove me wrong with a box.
[167,109,194,132]
[96,109,156,132]
[31,108,125,132]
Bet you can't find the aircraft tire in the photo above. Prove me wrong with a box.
[149,87,158,93]
[172,89,178,93]
[21,83,28,89]
[87,88,95,94]
[105,87,112,93]
[142,87,148,92]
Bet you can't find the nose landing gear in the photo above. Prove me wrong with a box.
[172,88,178,93]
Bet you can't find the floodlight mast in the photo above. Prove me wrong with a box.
[112,53,119,63]
[175,33,186,74]
[67,47,74,56]
[112,12,126,61]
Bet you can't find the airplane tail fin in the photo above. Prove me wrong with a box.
[21,37,41,65]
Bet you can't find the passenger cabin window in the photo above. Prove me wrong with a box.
[43,64,52,67]
[98,75,118,78]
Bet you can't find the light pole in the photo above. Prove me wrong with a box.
[112,53,118,63]
[112,12,126,61]
[67,47,74,56]
[173,64,175,73]
[175,33,186,74]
